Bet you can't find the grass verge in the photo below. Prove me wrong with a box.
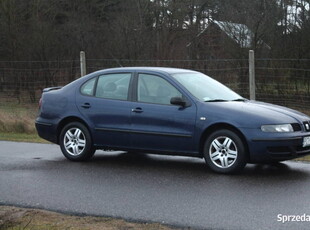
[0,104,37,134]
[0,132,48,143]
[295,155,310,161]
[0,103,49,143]
[0,206,176,230]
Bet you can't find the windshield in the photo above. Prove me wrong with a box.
[172,72,243,102]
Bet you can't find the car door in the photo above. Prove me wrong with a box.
[76,72,134,148]
[130,73,197,153]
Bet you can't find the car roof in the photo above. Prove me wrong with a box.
[95,67,198,75]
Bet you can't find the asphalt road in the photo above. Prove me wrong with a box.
[0,141,310,230]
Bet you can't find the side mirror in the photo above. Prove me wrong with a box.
[170,97,186,107]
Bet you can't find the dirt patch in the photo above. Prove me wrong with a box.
[0,206,178,230]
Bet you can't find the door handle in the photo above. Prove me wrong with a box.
[81,103,91,109]
[131,107,143,113]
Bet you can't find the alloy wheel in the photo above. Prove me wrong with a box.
[63,128,86,156]
[209,136,238,168]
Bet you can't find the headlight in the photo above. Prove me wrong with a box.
[261,124,293,132]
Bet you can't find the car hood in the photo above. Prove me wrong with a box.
[200,100,310,128]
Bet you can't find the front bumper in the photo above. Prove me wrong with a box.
[241,128,310,163]
[251,137,310,162]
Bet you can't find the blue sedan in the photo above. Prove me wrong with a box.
[35,67,310,174]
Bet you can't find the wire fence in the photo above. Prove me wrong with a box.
[0,58,310,112]
[255,59,310,111]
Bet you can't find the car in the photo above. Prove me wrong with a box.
[35,67,310,174]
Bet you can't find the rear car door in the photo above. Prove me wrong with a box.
[76,72,133,148]
[130,73,197,153]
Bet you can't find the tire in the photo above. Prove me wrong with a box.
[59,122,95,161]
[203,129,247,174]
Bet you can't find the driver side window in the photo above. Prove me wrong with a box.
[138,74,182,105]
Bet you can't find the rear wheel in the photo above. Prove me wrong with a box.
[204,129,247,174]
[59,122,95,161]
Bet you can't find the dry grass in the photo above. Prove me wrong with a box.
[0,104,37,134]
[0,206,176,230]
[295,155,310,161]
[0,104,48,143]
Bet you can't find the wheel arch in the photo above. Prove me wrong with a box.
[199,123,249,159]
[56,116,92,144]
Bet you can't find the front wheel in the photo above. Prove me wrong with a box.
[59,122,95,161]
[204,129,247,174]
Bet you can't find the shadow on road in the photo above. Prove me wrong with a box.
[61,150,310,181]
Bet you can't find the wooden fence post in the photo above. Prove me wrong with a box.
[80,51,86,77]
[249,50,256,100]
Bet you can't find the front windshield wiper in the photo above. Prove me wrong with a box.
[231,98,247,102]
[204,99,228,102]
[204,98,247,102]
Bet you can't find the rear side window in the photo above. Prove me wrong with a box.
[95,73,131,100]
[81,78,96,96]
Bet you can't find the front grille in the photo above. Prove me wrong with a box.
[291,123,302,131]
[295,146,310,153]
[303,121,310,132]
[268,146,291,154]
[267,145,310,159]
